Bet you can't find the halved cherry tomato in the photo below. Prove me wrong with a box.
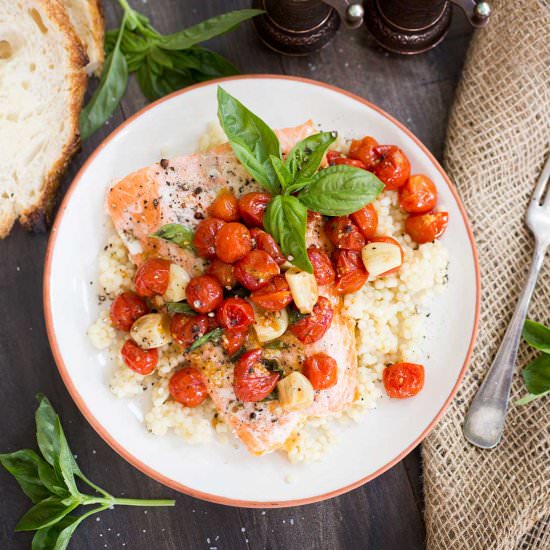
[249,275,292,311]
[233,349,280,402]
[207,258,237,289]
[208,190,239,221]
[214,222,252,263]
[110,292,149,331]
[307,247,336,286]
[350,203,378,239]
[193,218,225,259]
[372,145,410,190]
[238,192,272,227]
[383,362,424,398]
[216,297,255,329]
[121,339,158,375]
[369,236,404,276]
[222,328,248,356]
[302,353,338,390]
[399,174,437,213]
[405,212,448,244]
[326,150,342,165]
[185,275,224,313]
[349,136,379,169]
[170,314,209,347]
[234,250,280,291]
[325,216,365,251]
[250,228,286,265]
[290,296,334,344]
[169,367,208,407]
[333,249,368,294]
[134,258,170,297]
[333,157,367,169]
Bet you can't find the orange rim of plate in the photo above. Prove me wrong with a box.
[43,75,481,508]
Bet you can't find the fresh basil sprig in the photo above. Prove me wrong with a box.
[151,223,194,249]
[0,395,174,549]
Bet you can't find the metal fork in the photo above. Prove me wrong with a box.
[463,155,550,449]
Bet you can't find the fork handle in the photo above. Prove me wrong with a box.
[463,242,547,448]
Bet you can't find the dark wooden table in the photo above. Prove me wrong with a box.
[0,2,473,548]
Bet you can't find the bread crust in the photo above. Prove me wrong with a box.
[88,0,105,76]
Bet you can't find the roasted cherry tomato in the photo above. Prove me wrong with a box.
[372,145,410,190]
[405,212,448,244]
[325,216,365,251]
[207,258,237,289]
[233,349,280,402]
[290,296,334,344]
[216,297,255,329]
[185,275,224,313]
[368,236,404,276]
[383,362,425,398]
[348,136,379,169]
[307,247,336,286]
[110,291,149,331]
[250,228,286,265]
[170,314,209,347]
[333,249,368,295]
[121,339,158,375]
[350,203,378,239]
[222,328,248,356]
[214,222,252,264]
[169,367,208,407]
[238,192,272,227]
[333,157,367,169]
[249,275,292,311]
[234,250,280,291]
[208,190,239,221]
[399,174,437,214]
[302,353,338,390]
[134,258,170,297]
[326,150,342,165]
[193,218,225,259]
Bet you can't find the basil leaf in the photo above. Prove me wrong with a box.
[31,516,78,550]
[188,327,224,352]
[217,86,281,194]
[515,390,550,406]
[263,358,284,375]
[229,346,247,362]
[288,308,308,325]
[285,132,336,183]
[151,223,194,249]
[166,301,197,315]
[54,419,80,497]
[298,166,384,216]
[264,195,312,273]
[523,320,550,354]
[182,47,238,80]
[270,155,292,189]
[15,496,79,532]
[149,46,174,69]
[0,450,52,504]
[80,17,128,141]
[37,461,67,497]
[521,354,550,395]
[160,9,263,50]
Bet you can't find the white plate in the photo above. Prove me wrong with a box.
[44,76,480,507]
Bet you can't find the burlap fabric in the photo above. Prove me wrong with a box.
[423,1,550,549]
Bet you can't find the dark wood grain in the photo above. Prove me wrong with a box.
[0,1,472,548]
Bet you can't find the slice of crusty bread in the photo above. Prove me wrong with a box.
[0,0,87,237]
[61,0,104,76]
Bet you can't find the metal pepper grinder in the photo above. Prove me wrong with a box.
[252,0,365,55]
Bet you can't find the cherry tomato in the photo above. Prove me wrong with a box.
[333,157,367,169]
[405,212,448,244]
[399,174,437,214]
[250,228,286,265]
[349,136,379,169]
[333,249,368,294]
[193,218,225,259]
[238,192,272,227]
[233,349,280,402]
[110,292,149,331]
[234,250,280,291]
[185,275,224,313]
[383,362,425,398]
[169,367,208,407]
[290,296,334,344]
[326,150,342,165]
[369,236,404,275]
[121,340,158,375]
[325,216,365,251]
[207,259,237,289]
[249,275,292,311]
[214,222,252,263]
[208,190,239,221]
[135,258,170,297]
[216,297,255,329]
[222,328,248,356]
[350,203,378,239]
[170,314,209,347]
[307,247,336,286]
[302,353,338,390]
[372,145,410,190]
